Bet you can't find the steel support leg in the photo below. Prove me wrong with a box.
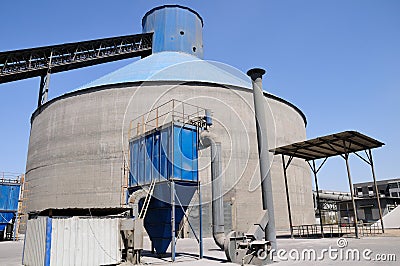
[198,182,203,259]
[282,155,294,238]
[312,160,324,238]
[38,71,51,107]
[171,180,176,262]
[368,149,385,233]
[344,155,359,238]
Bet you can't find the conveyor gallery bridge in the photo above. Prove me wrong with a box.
[0,33,153,107]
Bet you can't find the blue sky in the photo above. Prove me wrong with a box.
[0,0,399,191]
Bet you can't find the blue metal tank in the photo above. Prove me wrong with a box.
[129,122,199,254]
[0,180,20,234]
[142,5,204,58]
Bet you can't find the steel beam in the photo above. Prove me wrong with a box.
[0,33,153,84]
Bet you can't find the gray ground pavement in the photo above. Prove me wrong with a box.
[1,235,398,265]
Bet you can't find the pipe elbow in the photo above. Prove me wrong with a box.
[213,232,226,250]
[128,189,148,205]
[199,130,220,149]
[128,189,148,218]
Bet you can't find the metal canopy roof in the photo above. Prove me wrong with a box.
[270,131,384,161]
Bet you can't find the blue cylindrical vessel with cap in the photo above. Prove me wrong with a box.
[142,5,204,58]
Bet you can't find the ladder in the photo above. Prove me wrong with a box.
[139,180,156,219]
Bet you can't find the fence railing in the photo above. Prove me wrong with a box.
[292,222,383,238]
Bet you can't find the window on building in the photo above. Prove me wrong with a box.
[391,192,399,198]
[357,187,363,197]
[368,186,374,196]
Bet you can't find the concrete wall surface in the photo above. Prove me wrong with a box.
[25,82,314,233]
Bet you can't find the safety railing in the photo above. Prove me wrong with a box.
[128,99,208,140]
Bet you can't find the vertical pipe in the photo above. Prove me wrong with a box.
[199,131,225,249]
[247,68,276,250]
[344,155,359,238]
[211,141,225,249]
[368,149,384,233]
[282,155,294,238]
[312,160,324,238]
[197,124,203,258]
[198,181,203,259]
[171,180,176,261]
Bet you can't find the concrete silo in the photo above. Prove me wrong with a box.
[25,5,314,235]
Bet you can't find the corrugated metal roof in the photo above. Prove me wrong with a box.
[79,51,252,90]
[270,131,384,161]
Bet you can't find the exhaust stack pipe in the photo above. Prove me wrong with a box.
[199,131,225,249]
[247,68,277,250]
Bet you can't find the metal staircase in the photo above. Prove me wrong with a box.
[139,180,156,219]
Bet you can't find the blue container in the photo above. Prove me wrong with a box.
[0,181,21,231]
[129,122,198,187]
[142,5,204,58]
[128,122,199,254]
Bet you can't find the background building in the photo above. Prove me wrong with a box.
[338,178,400,224]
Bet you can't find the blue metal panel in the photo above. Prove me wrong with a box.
[142,5,204,58]
[160,127,171,180]
[129,123,198,186]
[145,134,153,184]
[0,182,20,231]
[0,213,14,231]
[173,125,198,181]
[0,183,20,210]
[173,126,182,179]
[138,137,145,185]
[129,141,139,186]
[44,217,52,266]
[152,131,161,182]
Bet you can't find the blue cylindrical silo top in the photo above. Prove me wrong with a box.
[142,5,204,58]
